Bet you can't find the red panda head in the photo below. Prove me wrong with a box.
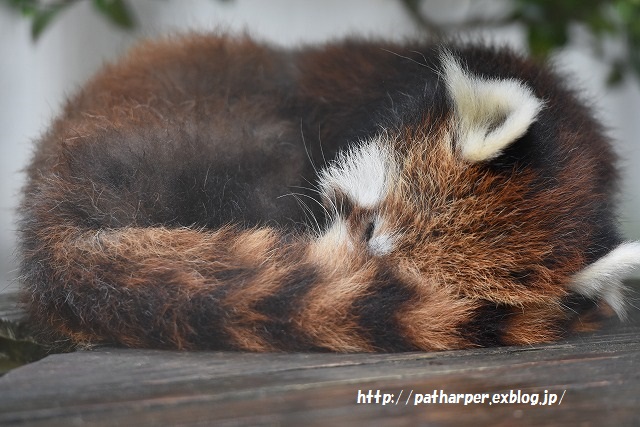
[315,50,635,314]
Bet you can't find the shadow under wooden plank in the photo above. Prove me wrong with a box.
[1,282,639,426]
[0,291,51,373]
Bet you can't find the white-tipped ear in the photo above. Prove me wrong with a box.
[570,242,640,319]
[441,51,544,163]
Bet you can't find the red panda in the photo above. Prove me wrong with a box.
[18,33,640,352]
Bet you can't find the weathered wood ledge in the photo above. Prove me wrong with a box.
[1,281,639,426]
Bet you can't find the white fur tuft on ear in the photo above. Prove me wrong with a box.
[570,241,640,319]
[441,51,544,163]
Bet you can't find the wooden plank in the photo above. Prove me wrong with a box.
[2,341,639,426]
[1,281,639,426]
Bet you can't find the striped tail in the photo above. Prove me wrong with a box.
[20,219,488,352]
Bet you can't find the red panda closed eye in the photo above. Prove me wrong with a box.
[18,33,640,351]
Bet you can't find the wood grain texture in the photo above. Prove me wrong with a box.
[1,281,639,426]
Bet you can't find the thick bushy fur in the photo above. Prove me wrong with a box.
[19,34,640,352]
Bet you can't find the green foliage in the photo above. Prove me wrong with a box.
[3,0,135,39]
[400,0,640,85]
[3,0,639,84]
[509,0,640,84]
[92,0,135,29]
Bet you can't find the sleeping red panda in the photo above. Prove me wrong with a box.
[18,33,640,351]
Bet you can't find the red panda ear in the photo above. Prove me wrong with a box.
[441,51,544,163]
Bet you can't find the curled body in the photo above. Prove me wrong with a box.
[19,34,640,351]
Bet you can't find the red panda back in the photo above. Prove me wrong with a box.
[18,34,640,351]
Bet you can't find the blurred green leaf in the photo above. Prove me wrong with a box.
[607,60,625,85]
[527,22,568,57]
[31,8,57,40]
[92,0,135,29]
[30,2,74,40]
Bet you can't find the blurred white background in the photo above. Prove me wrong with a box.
[1,0,639,290]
